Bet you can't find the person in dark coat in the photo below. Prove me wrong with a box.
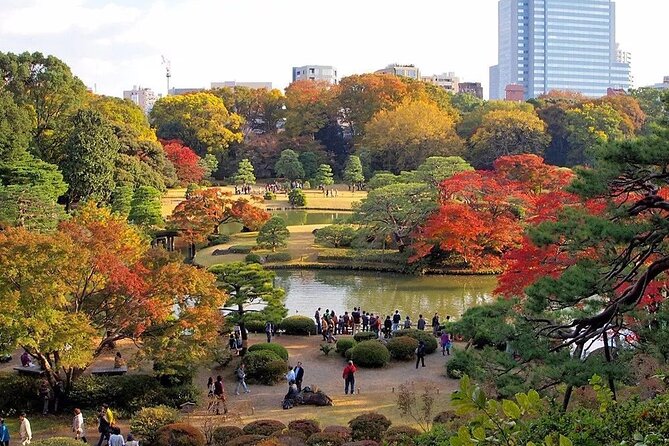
[415,340,426,368]
[294,361,305,392]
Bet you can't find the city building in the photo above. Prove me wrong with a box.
[458,82,484,99]
[489,0,632,100]
[505,84,525,101]
[422,72,460,93]
[292,65,338,84]
[648,76,669,90]
[168,87,205,95]
[375,64,421,80]
[123,86,158,114]
[211,81,272,90]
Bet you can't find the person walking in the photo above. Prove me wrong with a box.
[96,406,110,446]
[342,360,357,395]
[321,315,329,341]
[417,314,426,331]
[18,414,31,446]
[108,427,124,446]
[294,362,305,392]
[0,417,10,446]
[415,340,426,368]
[213,375,227,415]
[431,313,440,337]
[265,321,273,343]
[234,364,250,395]
[315,308,322,335]
[440,332,452,356]
[73,408,87,443]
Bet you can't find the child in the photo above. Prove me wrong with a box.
[126,434,139,446]
[440,332,452,356]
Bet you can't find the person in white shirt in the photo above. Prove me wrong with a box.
[108,427,125,446]
[19,413,31,446]
[285,367,296,390]
[72,408,86,442]
[125,434,139,446]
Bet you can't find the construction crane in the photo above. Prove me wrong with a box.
[161,55,171,95]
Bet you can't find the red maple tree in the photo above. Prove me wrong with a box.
[161,138,205,185]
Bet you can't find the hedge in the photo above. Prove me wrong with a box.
[227,435,268,446]
[386,337,418,361]
[246,253,263,264]
[156,423,206,446]
[383,426,420,446]
[242,351,288,385]
[266,252,292,262]
[244,420,288,436]
[208,234,231,246]
[306,433,345,446]
[336,338,357,355]
[248,343,289,361]
[288,420,321,437]
[0,373,41,414]
[349,341,390,368]
[322,427,351,441]
[279,315,317,335]
[348,413,391,442]
[31,439,83,446]
[394,329,438,354]
[353,332,377,343]
[230,245,255,254]
[213,426,244,445]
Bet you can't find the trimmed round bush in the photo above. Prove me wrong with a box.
[264,192,277,200]
[227,435,268,446]
[386,337,418,361]
[246,319,267,333]
[242,350,288,385]
[213,426,244,445]
[289,188,307,207]
[230,245,255,254]
[288,420,321,437]
[279,315,317,335]
[322,427,351,441]
[156,423,206,446]
[353,332,377,342]
[262,437,306,446]
[306,433,345,446]
[383,426,420,446]
[348,413,391,441]
[445,350,480,379]
[350,341,390,368]
[394,329,437,354]
[130,405,180,444]
[342,442,378,446]
[271,430,308,441]
[245,253,263,264]
[336,338,357,355]
[345,349,354,360]
[31,439,82,446]
[208,233,231,246]
[266,252,292,262]
[248,343,289,361]
[244,420,288,436]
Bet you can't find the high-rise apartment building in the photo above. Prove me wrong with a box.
[375,64,421,80]
[422,72,460,93]
[292,65,338,84]
[123,86,158,115]
[490,0,631,100]
[459,82,484,99]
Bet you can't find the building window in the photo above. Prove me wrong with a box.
[309,68,315,74]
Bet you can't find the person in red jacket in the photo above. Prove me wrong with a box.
[342,360,357,395]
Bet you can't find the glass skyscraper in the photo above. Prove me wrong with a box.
[490,0,631,100]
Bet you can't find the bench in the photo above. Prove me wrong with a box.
[91,366,128,376]
[13,366,45,376]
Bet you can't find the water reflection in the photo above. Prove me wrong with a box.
[274,270,496,319]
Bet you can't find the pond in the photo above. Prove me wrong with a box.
[218,210,352,234]
[273,269,497,321]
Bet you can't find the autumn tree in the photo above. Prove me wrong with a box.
[314,164,334,187]
[256,216,290,252]
[168,188,270,259]
[362,100,463,173]
[0,204,226,389]
[128,186,163,228]
[343,155,365,191]
[233,158,256,187]
[354,183,437,251]
[150,92,244,156]
[468,109,550,169]
[161,139,205,186]
[284,80,336,138]
[457,100,535,140]
[60,109,120,206]
[212,86,285,135]
[275,149,305,180]
[209,262,286,354]
[565,102,627,166]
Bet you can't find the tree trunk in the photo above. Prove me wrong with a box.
[239,304,248,356]
[562,342,584,411]
[602,330,617,401]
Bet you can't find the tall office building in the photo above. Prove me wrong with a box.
[490,0,631,100]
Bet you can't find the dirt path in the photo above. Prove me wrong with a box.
[186,333,459,428]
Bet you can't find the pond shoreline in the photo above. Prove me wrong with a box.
[262,262,499,276]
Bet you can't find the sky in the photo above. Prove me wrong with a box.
[0,0,667,98]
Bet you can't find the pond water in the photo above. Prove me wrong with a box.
[273,269,497,321]
[218,210,352,234]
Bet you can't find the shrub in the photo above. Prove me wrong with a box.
[213,426,244,445]
[156,423,206,446]
[350,341,390,368]
[303,181,311,190]
[345,349,354,360]
[314,225,356,248]
[289,189,307,207]
[306,433,345,446]
[271,430,308,441]
[322,427,351,441]
[244,420,288,436]
[320,344,335,356]
[245,253,263,264]
[342,442,378,446]
[432,411,458,424]
[131,405,180,444]
[445,350,483,380]
[227,435,267,446]
[262,437,306,446]
[212,345,234,368]
[383,426,420,446]
[353,332,377,343]
[348,413,391,442]
[288,420,321,437]
[336,338,357,356]
[242,351,288,385]
[31,439,83,446]
[0,373,40,415]
[230,245,255,254]
[248,343,289,361]
[264,192,277,200]
[394,329,437,354]
[266,252,292,262]
[279,315,317,335]
[387,337,418,361]
[186,183,202,199]
[208,233,231,246]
